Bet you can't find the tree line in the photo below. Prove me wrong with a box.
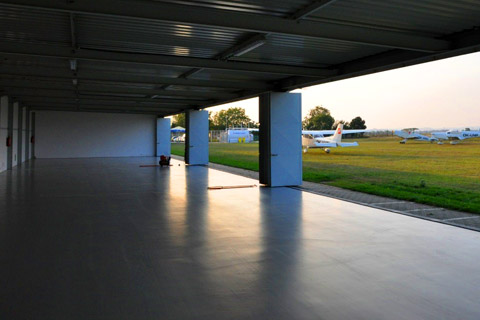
[172,105,366,132]
[171,107,258,130]
[302,106,366,131]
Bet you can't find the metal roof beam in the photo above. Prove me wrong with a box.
[0,80,239,99]
[18,98,185,110]
[30,105,168,115]
[27,102,180,112]
[4,90,208,105]
[0,66,273,90]
[0,42,334,77]
[0,0,450,52]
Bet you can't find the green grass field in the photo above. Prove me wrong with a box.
[171,137,480,213]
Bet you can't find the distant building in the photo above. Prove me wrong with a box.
[220,129,254,143]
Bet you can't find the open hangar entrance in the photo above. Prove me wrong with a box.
[1,1,480,319]
[1,1,480,185]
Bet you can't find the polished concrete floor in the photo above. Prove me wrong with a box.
[1,157,480,319]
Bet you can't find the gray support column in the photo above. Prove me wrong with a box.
[259,92,302,187]
[24,108,30,161]
[31,112,35,159]
[0,96,8,172]
[185,110,208,165]
[12,102,19,167]
[156,117,171,157]
[17,105,23,164]
[21,106,27,163]
[7,99,13,169]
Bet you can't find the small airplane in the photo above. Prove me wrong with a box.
[394,128,437,144]
[302,123,365,153]
[431,129,480,144]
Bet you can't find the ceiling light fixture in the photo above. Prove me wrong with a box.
[220,34,268,60]
[69,59,77,71]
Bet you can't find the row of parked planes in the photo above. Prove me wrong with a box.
[288,124,479,154]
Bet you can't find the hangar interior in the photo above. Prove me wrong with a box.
[1,1,480,319]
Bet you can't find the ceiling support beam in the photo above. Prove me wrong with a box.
[0,66,273,90]
[0,87,212,105]
[17,98,185,109]
[27,102,180,112]
[0,0,450,52]
[0,80,239,99]
[29,105,169,116]
[0,43,334,77]
[4,90,208,105]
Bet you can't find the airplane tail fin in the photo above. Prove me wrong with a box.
[331,123,344,143]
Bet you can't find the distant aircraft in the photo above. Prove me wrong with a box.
[247,125,367,153]
[431,129,480,144]
[302,123,365,153]
[394,128,437,144]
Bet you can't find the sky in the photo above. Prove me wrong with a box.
[207,52,480,130]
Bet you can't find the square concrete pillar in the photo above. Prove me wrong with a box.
[12,102,19,167]
[29,112,35,160]
[6,99,13,169]
[0,96,8,172]
[17,105,23,164]
[156,117,171,157]
[259,92,302,187]
[185,110,208,165]
[24,108,30,161]
[21,107,27,163]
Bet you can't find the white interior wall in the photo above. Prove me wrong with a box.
[12,102,19,167]
[36,111,156,158]
[21,107,27,163]
[0,96,8,172]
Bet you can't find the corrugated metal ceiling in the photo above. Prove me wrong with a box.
[310,0,480,35]
[0,0,479,115]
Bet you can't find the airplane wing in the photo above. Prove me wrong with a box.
[338,142,359,147]
[311,142,338,148]
[342,130,368,134]
[303,130,335,135]
[302,129,368,135]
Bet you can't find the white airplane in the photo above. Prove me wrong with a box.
[394,128,437,144]
[302,123,365,153]
[431,129,480,144]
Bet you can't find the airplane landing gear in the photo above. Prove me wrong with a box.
[303,147,309,153]
[324,148,331,154]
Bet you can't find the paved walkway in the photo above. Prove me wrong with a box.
[172,156,480,232]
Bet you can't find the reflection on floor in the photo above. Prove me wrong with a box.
[1,157,480,319]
